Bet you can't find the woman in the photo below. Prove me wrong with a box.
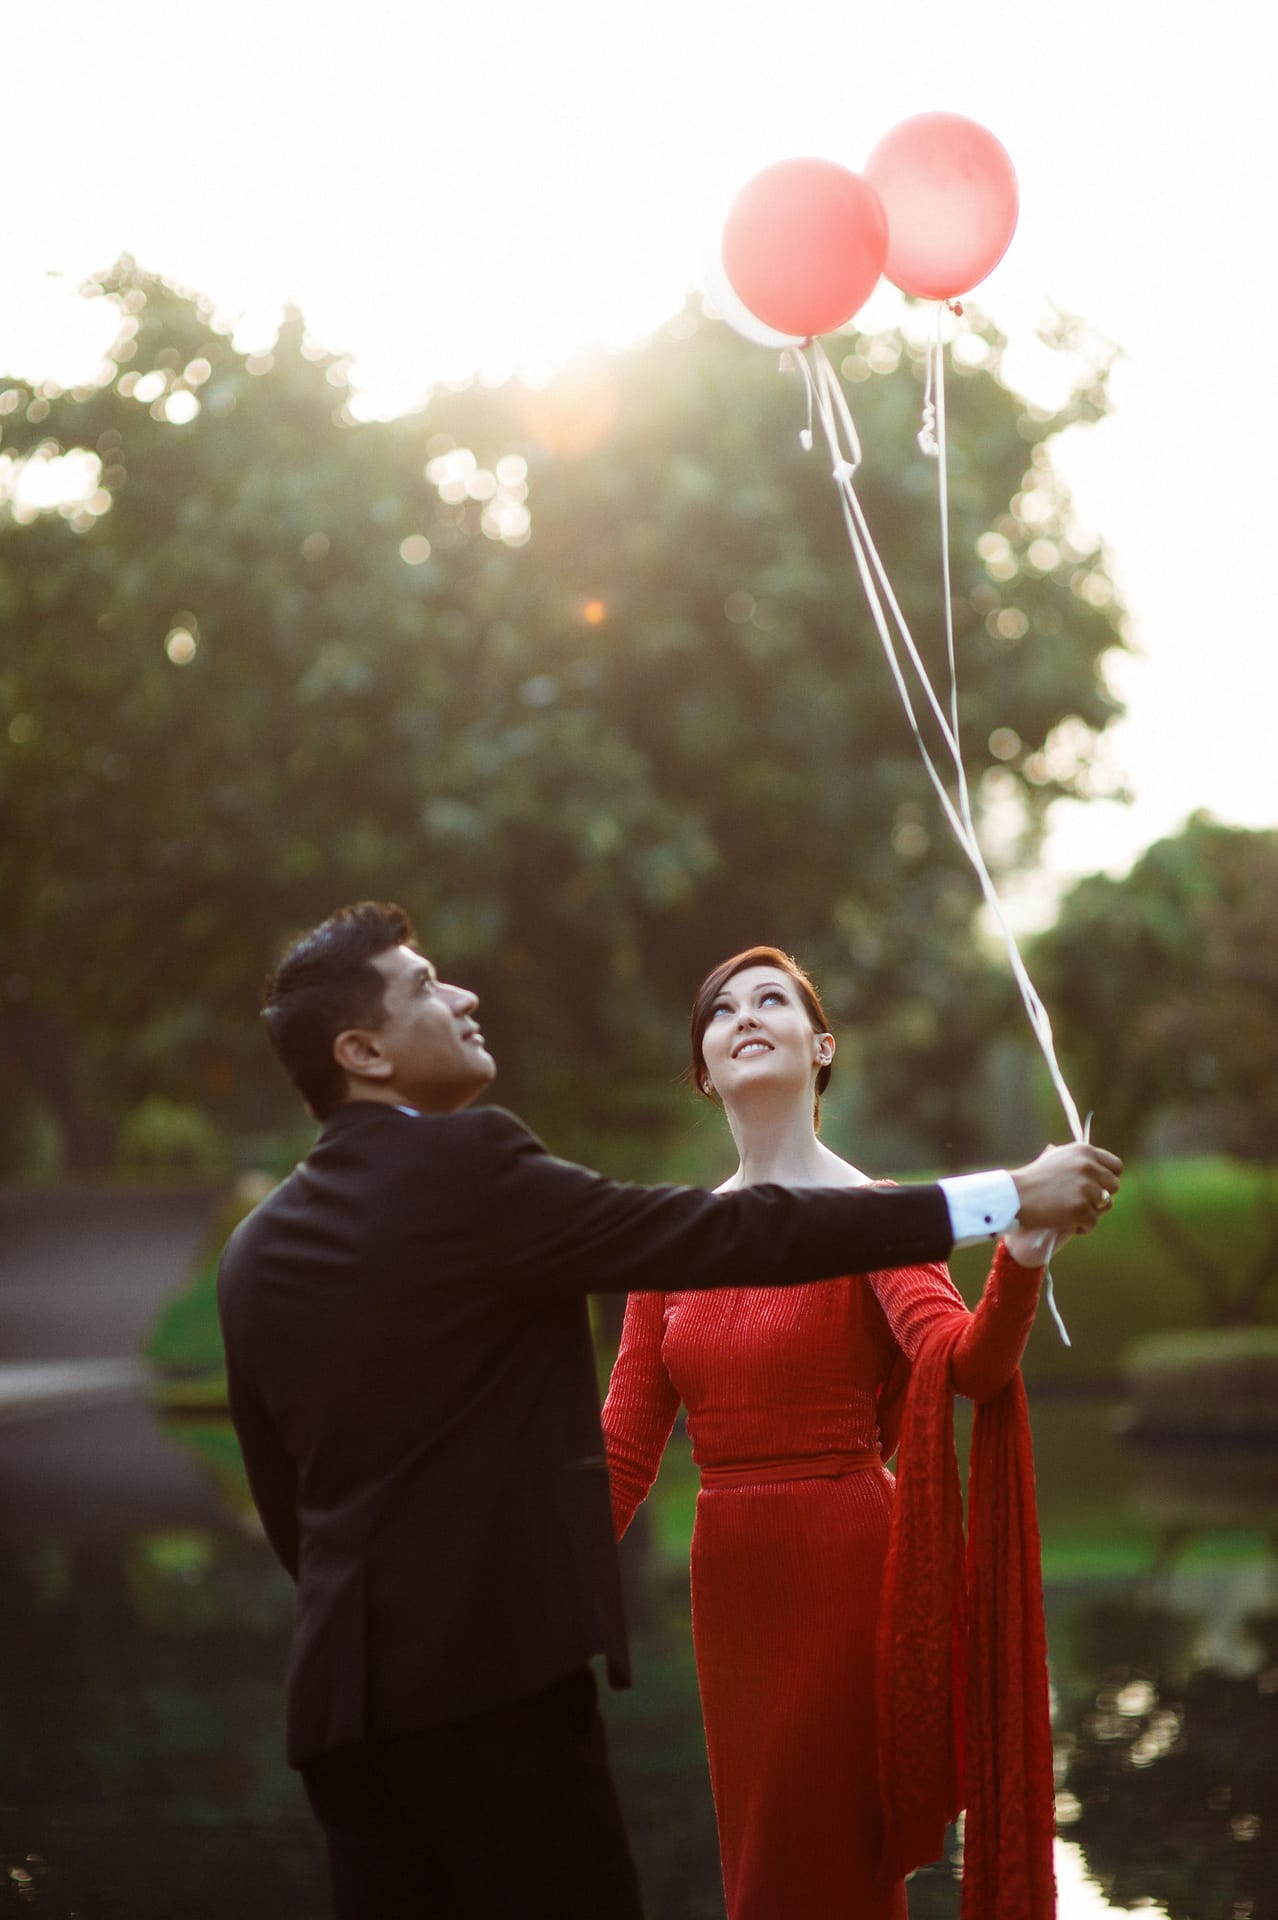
[602,947,1056,1920]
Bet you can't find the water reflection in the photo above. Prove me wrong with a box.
[0,1523,330,1920]
[1046,1423,1278,1920]
[1054,1593,1278,1917]
[2,1402,1274,1919]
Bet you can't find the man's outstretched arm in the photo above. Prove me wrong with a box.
[942,1141,1123,1248]
[451,1110,1123,1297]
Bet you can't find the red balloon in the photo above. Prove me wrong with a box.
[721,158,888,339]
[864,112,1018,300]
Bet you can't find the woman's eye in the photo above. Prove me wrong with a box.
[761,991,784,1005]
[709,1005,731,1019]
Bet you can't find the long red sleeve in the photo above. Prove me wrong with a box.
[871,1242,1043,1402]
[602,1291,681,1539]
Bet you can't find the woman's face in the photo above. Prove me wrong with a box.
[699,964,832,1108]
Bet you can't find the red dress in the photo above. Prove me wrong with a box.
[602,1243,1042,1920]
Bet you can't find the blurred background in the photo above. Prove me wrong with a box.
[1,3,1275,1915]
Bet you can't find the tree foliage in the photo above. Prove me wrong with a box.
[0,258,1126,1172]
[1035,815,1278,1162]
[1035,815,1278,1323]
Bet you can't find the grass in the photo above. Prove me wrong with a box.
[146,1156,1278,1402]
[947,1157,1278,1385]
[145,1190,246,1397]
[1127,1325,1278,1369]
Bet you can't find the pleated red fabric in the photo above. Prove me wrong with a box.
[603,1240,1051,1919]
[878,1296,1057,1918]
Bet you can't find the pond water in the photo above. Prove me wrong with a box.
[1,1393,1274,1920]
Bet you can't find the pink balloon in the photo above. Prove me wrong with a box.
[700,231,805,350]
[864,112,1018,300]
[721,158,888,339]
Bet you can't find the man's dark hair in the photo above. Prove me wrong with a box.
[262,901,416,1119]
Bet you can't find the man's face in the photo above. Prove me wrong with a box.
[360,945,496,1113]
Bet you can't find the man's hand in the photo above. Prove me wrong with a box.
[1009,1143,1123,1236]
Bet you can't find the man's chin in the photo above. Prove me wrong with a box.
[457,1047,497,1103]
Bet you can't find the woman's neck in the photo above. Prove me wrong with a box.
[721,1097,867,1189]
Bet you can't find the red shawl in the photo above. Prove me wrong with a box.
[877,1314,1057,1918]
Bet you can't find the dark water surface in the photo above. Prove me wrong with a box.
[1,1389,1275,1920]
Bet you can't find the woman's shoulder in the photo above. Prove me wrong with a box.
[813,1147,875,1190]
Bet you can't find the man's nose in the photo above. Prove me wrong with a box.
[444,983,478,1015]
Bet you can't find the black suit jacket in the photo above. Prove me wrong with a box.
[217,1101,952,1764]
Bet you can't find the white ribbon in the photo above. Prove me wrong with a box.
[789,330,1085,1342]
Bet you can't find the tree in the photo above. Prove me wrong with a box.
[0,258,1126,1172]
[1034,815,1278,1324]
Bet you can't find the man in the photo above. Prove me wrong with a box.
[218,901,1121,1919]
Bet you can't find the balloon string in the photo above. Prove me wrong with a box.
[928,308,972,839]
[802,347,959,761]
[797,337,1082,1137]
[792,337,1084,1341]
[918,334,939,457]
[792,347,815,451]
[925,309,1072,1346]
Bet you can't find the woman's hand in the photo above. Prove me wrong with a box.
[1003,1224,1055,1268]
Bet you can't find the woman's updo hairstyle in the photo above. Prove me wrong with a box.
[689,946,834,1128]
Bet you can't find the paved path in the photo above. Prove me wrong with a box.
[0,1188,220,1363]
[0,1187,228,1537]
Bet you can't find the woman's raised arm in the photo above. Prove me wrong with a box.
[871,1241,1045,1403]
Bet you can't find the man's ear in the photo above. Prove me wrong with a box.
[333,1027,394,1082]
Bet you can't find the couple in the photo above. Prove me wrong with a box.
[218,901,1121,1919]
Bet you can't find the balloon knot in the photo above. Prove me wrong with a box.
[947,299,964,317]
[831,457,858,484]
[799,428,814,452]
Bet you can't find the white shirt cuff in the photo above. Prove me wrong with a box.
[938,1170,1020,1249]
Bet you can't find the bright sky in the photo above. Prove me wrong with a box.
[7,0,1277,920]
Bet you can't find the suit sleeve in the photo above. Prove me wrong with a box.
[870,1241,1044,1404]
[223,1361,301,1577]
[218,1250,300,1579]
[601,1292,682,1539]
[465,1108,954,1297]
